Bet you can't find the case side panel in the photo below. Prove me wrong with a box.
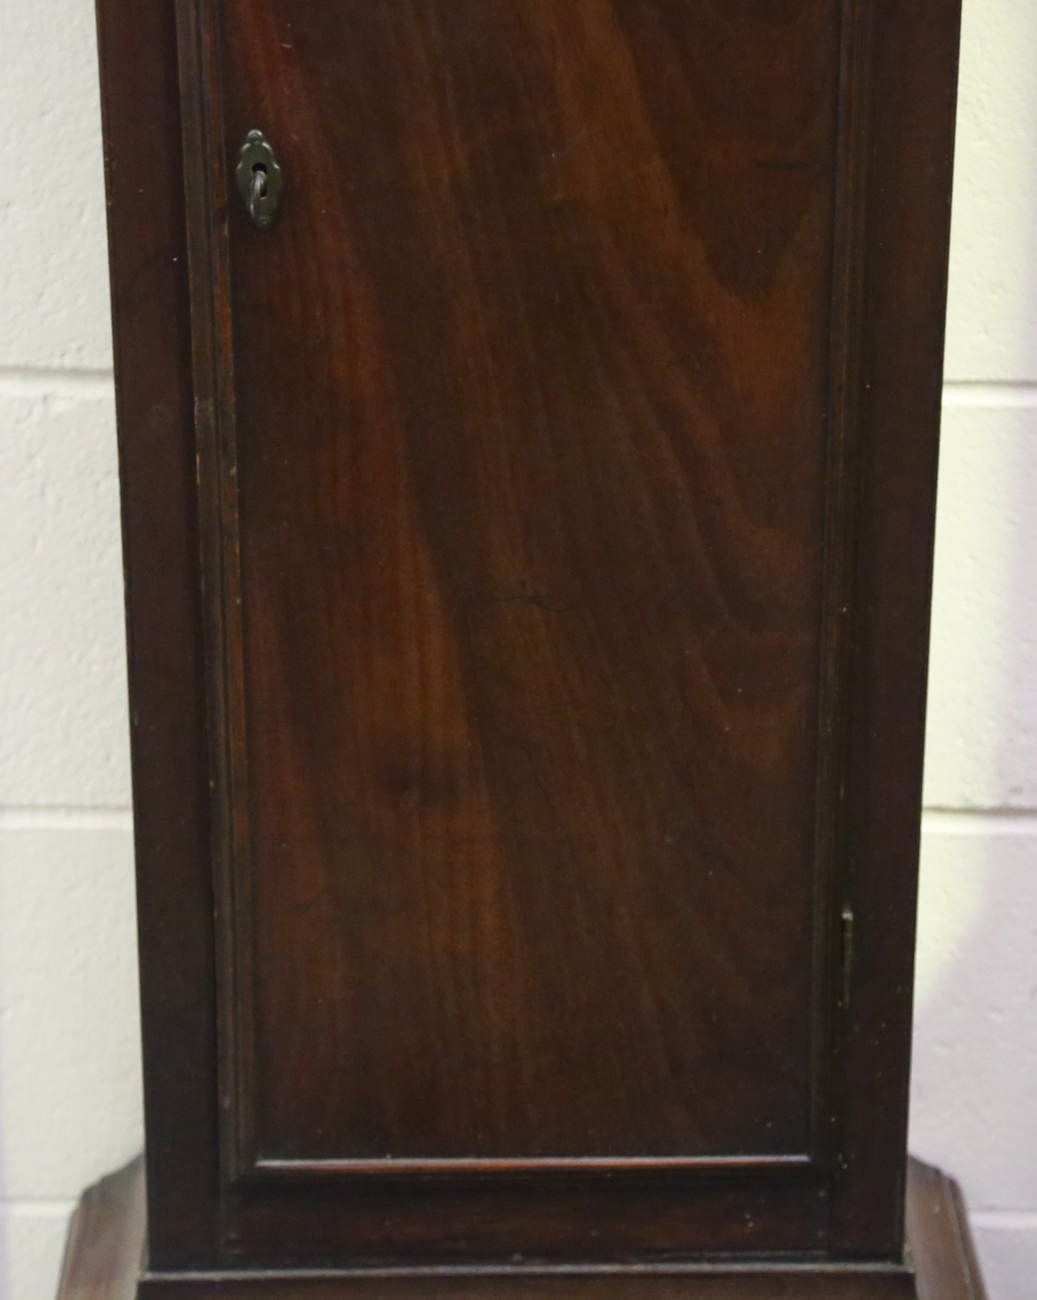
[94,0,221,1270]
[829,0,963,1258]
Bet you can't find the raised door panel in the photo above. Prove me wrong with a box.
[187,0,856,1180]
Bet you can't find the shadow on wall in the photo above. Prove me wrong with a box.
[0,820,144,1300]
[910,399,1037,1294]
[909,815,1037,1300]
[911,817,1037,1203]
[909,3,1037,1293]
[1,1053,8,1300]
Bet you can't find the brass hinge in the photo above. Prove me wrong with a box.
[841,907,855,1009]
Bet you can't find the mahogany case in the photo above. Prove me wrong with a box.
[91,1,967,1295]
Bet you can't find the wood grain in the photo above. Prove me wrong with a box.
[94,0,221,1268]
[217,0,842,1170]
[57,1156,144,1300]
[95,0,963,1272]
[56,1155,987,1299]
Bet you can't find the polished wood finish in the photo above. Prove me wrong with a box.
[57,1157,144,1300]
[221,0,847,1175]
[905,1161,989,1300]
[94,0,963,1287]
[57,1157,986,1300]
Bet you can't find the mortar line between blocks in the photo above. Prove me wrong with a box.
[970,1210,1037,1231]
[0,365,114,400]
[921,808,1037,835]
[942,380,1037,408]
[0,806,133,831]
[0,372,1033,406]
[0,1200,78,1217]
[0,808,1032,835]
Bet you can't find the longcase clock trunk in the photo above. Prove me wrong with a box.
[91,0,965,1295]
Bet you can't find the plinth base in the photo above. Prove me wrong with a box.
[57,1158,985,1300]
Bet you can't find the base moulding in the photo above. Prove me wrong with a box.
[56,1157,985,1300]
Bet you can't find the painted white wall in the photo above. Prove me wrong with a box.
[0,1,1033,1298]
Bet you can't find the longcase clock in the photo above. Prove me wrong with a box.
[64,2,984,1298]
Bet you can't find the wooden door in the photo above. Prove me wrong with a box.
[97,0,961,1275]
[223,0,838,1175]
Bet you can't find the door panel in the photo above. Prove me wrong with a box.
[215,0,842,1170]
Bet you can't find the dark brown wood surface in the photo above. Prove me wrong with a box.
[56,1156,986,1300]
[94,0,962,1276]
[56,1156,145,1300]
[94,0,222,1270]
[222,0,840,1170]
[905,1160,989,1300]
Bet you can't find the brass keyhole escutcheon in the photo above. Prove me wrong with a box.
[236,129,283,229]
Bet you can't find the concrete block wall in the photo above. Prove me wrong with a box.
[0,2,1033,1299]
[0,6,144,1299]
[910,5,1037,1297]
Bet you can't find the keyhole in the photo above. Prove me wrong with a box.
[236,130,282,228]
